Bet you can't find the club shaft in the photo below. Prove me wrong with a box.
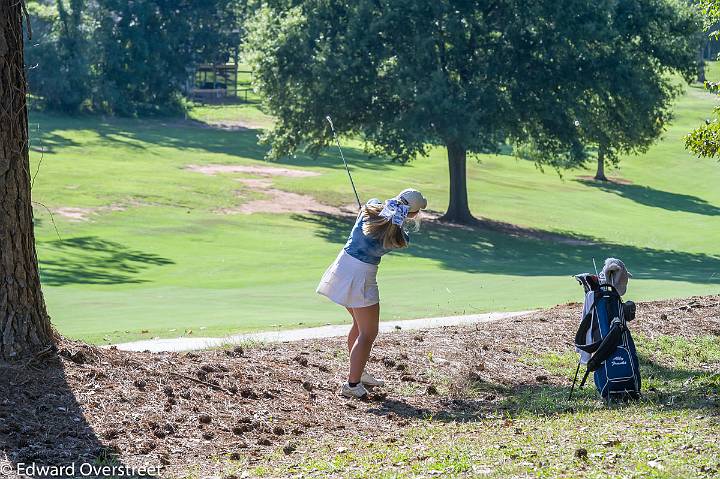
[326,117,362,209]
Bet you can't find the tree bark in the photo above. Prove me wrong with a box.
[594,144,608,181]
[439,142,476,224]
[0,2,54,361]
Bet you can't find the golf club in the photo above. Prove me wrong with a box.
[326,115,362,210]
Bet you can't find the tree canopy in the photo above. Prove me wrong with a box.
[570,0,699,180]
[246,0,701,223]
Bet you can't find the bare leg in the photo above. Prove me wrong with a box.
[348,303,380,383]
[346,307,359,354]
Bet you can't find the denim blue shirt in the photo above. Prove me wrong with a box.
[343,199,409,265]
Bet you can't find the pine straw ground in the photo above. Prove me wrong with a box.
[1,296,719,479]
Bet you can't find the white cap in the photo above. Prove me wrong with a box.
[395,188,427,213]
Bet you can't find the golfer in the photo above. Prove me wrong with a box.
[316,188,428,399]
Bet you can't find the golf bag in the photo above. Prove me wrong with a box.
[569,277,640,401]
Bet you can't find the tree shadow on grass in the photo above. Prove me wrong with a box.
[105,122,395,171]
[28,128,82,154]
[0,353,157,478]
[578,179,720,216]
[37,236,174,286]
[294,213,720,284]
[271,141,396,172]
[34,116,396,172]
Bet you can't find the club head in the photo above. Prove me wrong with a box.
[325,115,334,131]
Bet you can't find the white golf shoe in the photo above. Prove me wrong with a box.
[341,382,368,399]
[361,371,385,387]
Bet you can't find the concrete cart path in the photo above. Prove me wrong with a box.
[111,310,535,353]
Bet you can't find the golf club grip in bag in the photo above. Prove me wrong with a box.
[571,284,641,400]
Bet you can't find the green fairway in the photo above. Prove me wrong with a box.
[29,67,720,344]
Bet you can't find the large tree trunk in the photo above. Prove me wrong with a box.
[697,45,706,84]
[0,2,53,361]
[439,142,476,224]
[594,144,608,181]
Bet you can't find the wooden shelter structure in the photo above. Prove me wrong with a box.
[188,63,252,103]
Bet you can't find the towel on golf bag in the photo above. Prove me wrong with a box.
[577,290,595,365]
[575,273,603,365]
[573,282,640,400]
[599,257,632,296]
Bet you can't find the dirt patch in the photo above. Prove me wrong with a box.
[53,207,97,222]
[52,205,126,222]
[186,164,320,178]
[222,178,357,216]
[1,296,718,477]
[183,118,269,131]
[152,118,269,132]
[221,189,355,216]
[576,175,633,185]
[201,120,265,131]
[237,178,273,189]
[186,166,356,216]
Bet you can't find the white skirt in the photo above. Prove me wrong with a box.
[316,250,379,308]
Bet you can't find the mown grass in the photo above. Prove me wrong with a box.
[241,335,720,479]
[28,64,720,343]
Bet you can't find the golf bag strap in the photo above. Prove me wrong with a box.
[574,288,623,353]
[575,315,600,353]
[585,321,625,372]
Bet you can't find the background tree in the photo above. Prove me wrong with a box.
[25,0,93,112]
[570,0,699,181]
[24,0,246,116]
[93,0,189,115]
[245,0,699,223]
[48,0,91,111]
[686,0,720,158]
[0,1,54,360]
[92,0,246,116]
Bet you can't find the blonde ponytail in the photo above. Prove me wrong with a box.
[361,202,409,249]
